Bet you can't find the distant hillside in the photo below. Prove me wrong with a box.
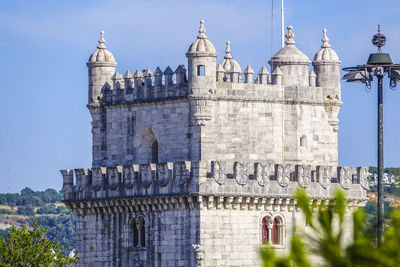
[0,187,75,251]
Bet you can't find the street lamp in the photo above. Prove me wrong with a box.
[342,25,400,246]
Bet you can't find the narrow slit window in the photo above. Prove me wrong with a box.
[197,65,205,76]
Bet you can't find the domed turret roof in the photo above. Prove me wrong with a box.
[187,20,217,57]
[269,26,311,65]
[218,41,241,73]
[88,31,117,65]
[313,29,340,63]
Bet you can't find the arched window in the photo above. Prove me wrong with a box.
[262,216,271,244]
[135,129,159,163]
[129,216,146,248]
[151,141,158,163]
[129,218,139,248]
[138,216,146,247]
[197,65,205,76]
[261,215,285,246]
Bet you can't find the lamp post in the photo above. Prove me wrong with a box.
[342,25,400,246]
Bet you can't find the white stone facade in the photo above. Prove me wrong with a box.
[61,21,368,266]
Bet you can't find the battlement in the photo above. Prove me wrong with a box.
[61,161,368,202]
[94,65,341,108]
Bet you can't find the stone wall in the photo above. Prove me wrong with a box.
[73,203,200,267]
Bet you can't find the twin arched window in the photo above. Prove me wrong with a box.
[261,216,284,246]
[129,216,146,248]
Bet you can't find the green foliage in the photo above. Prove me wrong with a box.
[368,166,400,177]
[29,212,76,250]
[261,189,400,267]
[37,204,57,215]
[17,205,34,216]
[0,187,62,207]
[0,221,78,267]
[0,209,16,215]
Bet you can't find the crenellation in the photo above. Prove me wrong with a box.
[64,21,367,266]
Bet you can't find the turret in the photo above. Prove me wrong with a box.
[268,26,311,87]
[257,66,269,84]
[243,65,254,83]
[87,31,117,103]
[312,29,341,97]
[123,70,133,89]
[218,41,241,83]
[186,20,218,94]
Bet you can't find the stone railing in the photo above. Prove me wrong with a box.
[61,161,368,202]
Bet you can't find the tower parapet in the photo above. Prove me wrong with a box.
[87,31,117,103]
[313,29,341,97]
[186,20,217,94]
[268,26,311,87]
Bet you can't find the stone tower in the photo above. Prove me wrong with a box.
[87,31,117,103]
[61,21,368,267]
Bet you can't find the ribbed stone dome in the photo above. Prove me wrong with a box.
[313,29,340,62]
[88,31,116,64]
[187,20,217,56]
[218,41,241,73]
[269,26,311,65]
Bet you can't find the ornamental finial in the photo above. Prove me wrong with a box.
[224,41,232,59]
[372,24,386,52]
[97,30,106,49]
[321,28,331,48]
[198,20,207,39]
[285,26,295,45]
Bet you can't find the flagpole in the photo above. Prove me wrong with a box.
[281,0,284,48]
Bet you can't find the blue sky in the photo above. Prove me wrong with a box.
[0,0,399,193]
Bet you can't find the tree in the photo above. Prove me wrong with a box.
[17,205,34,216]
[261,189,400,267]
[0,222,78,267]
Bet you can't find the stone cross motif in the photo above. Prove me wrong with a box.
[174,161,191,186]
[192,244,204,267]
[296,165,311,188]
[234,162,249,185]
[212,161,227,185]
[357,167,369,190]
[123,165,136,189]
[316,165,332,189]
[157,162,172,187]
[140,165,153,188]
[254,162,272,186]
[108,167,119,189]
[91,167,105,191]
[338,166,355,190]
[276,164,291,187]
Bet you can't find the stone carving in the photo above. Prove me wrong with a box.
[338,166,355,190]
[158,162,173,187]
[190,100,212,126]
[275,164,291,187]
[234,162,249,185]
[192,244,204,267]
[140,164,154,188]
[357,167,369,190]
[174,161,191,186]
[296,165,311,188]
[91,167,106,191]
[254,162,272,186]
[123,165,136,189]
[107,167,119,190]
[212,161,227,185]
[316,165,332,189]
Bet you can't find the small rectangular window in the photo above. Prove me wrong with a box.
[197,65,205,76]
